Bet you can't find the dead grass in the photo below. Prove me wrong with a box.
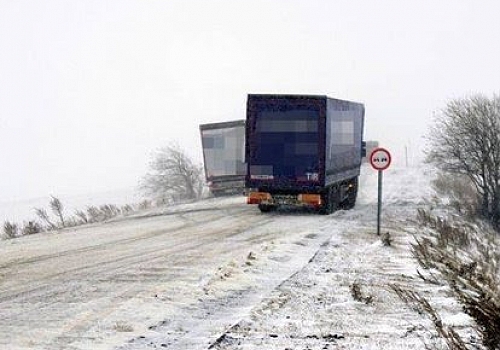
[113,321,134,333]
[350,281,373,305]
[394,208,500,350]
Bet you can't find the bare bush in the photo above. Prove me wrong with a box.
[121,204,134,216]
[99,204,120,220]
[21,221,42,235]
[34,208,56,230]
[141,143,204,203]
[3,221,18,238]
[50,196,65,228]
[86,206,102,223]
[84,204,123,223]
[62,216,80,228]
[75,210,88,224]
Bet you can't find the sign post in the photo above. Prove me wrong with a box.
[369,148,392,235]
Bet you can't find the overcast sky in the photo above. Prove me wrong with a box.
[1,0,499,202]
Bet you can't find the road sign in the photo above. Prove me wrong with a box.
[369,147,392,171]
[369,147,392,235]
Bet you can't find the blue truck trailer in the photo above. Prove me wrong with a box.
[200,120,246,196]
[245,94,365,214]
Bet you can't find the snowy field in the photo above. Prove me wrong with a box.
[0,163,473,350]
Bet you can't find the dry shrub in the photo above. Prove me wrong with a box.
[85,204,123,223]
[21,221,42,235]
[50,196,65,228]
[121,204,134,216]
[390,284,469,350]
[99,204,121,220]
[416,209,471,250]
[381,231,393,246]
[75,210,88,224]
[113,321,134,332]
[3,221,18,238]
[86,206,105,223]
[403,209,500,350]
[34,207,57,230]
[350,281,373,304]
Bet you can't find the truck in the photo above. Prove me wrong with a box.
[245,94,365,214]
[199,120,246,196]
[362,140,379,163]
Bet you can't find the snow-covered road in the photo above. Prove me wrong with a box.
[1,164,471,350]
[1,185,343,349]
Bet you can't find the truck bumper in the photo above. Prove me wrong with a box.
[247,192,322,208]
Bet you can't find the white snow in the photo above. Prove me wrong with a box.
[0,163,476,350]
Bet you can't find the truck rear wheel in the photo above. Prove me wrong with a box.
[319,186,338,215]
[340,177,358,210]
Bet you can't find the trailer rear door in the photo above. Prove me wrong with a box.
[249,109,320,184]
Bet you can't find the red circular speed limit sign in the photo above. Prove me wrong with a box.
[370,147,392,171]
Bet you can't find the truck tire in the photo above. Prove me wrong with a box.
[341,177,358,210]
[258,204,276,213]
[319,186,338,215]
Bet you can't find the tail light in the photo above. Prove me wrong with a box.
[247,192,271,204]
[298,194,322,207]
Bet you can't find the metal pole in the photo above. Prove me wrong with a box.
[405,145,408,167]
[377,170,383,235]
